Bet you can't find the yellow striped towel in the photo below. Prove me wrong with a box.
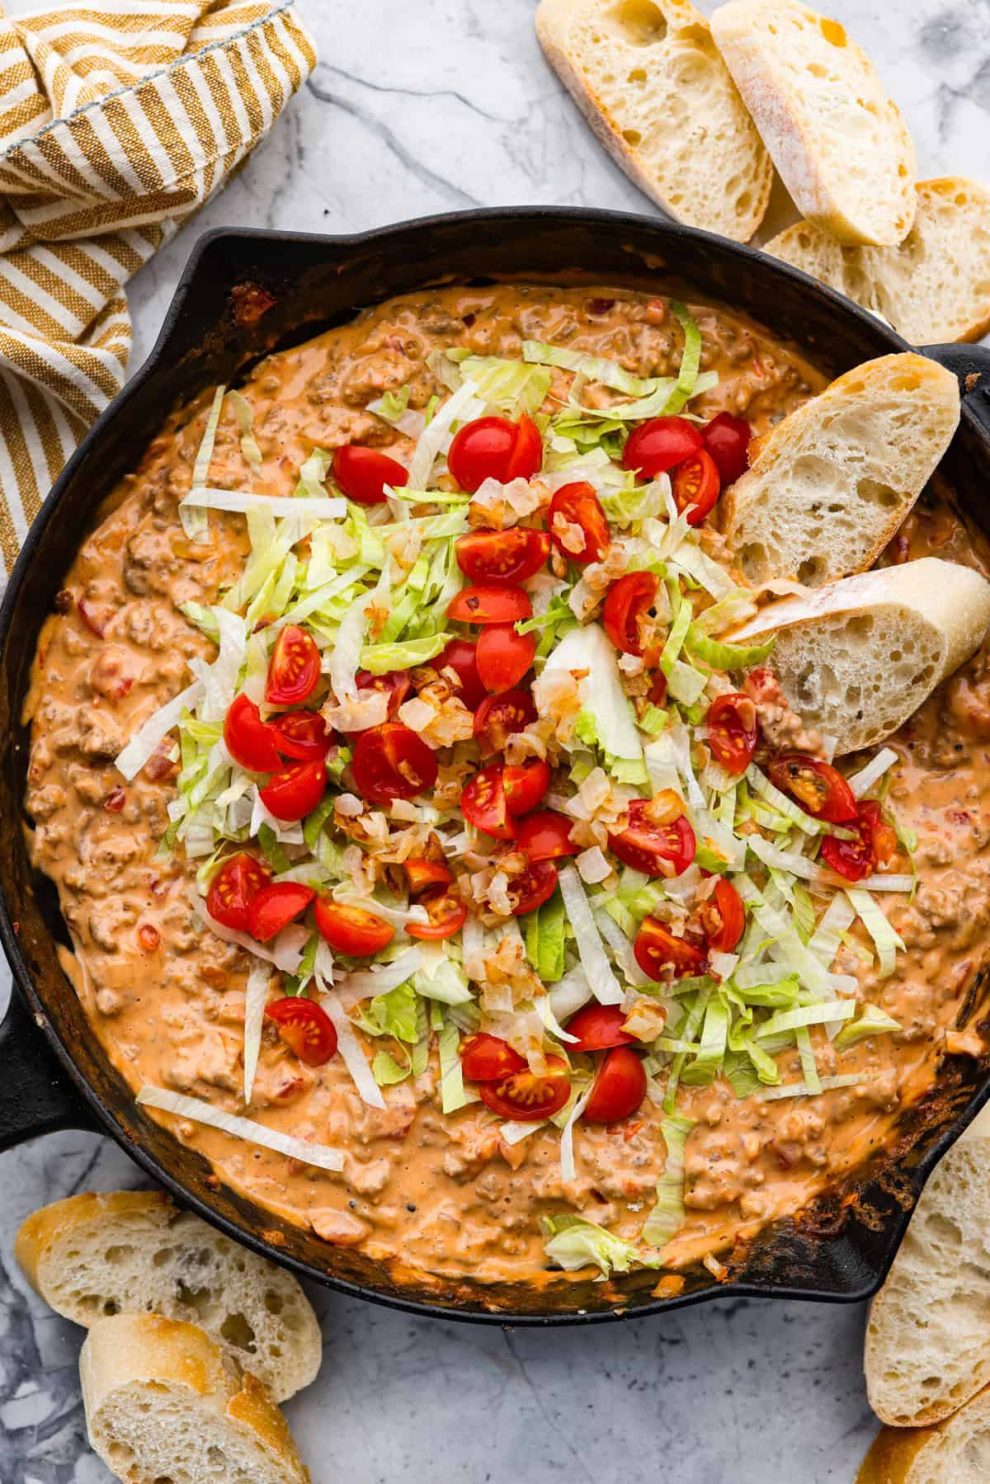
[0,0,316,575]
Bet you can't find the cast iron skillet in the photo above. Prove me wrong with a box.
[2,209,990,1325]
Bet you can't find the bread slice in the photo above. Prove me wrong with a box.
[721,354,960,588]
[535,0,772,242]
[15,1192,320,1403]
[80,1313,310,1484]
[856,1387,990,1484]
[729,558,990,755]
[711,0,916,246]
[765,178,990,345]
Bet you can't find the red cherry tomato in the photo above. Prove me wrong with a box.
[820,801,894,883]
[672,449,721,526]
[206,853,270,932]
[314,899,395,955]
[404,857,453,894]
[622,416,703,478]
[508,859,559,915]
[265,625,321,706]
[768,754,858,824]
[609,799,696,878]
[270,710,330,762]
[564,1003,635,1052]
[702,411,751,485]
[548,482,610,564]
[862,800,898,868]
[475,623,537,693]
[634,917,707,982]
[406,885,467,940]
[707,692,759,777]
[503,756,551,816]
[447,415,543,493]
[247,882,316,943]
[583,1046,646,1125]
[447,583,532,625]
[515,809,578,862]
[351,722,438,805]
[355,667,411,721]
[462,763,515,840]
[603,571,659,656]
[265,997,337,1066]
[700,877,746,953]
[437,638,487,710]
[648,672,667,707]
[455,528,550,586]
[473,688,536,756]
[479,1054,570,1121]
[460,1033,526,1082]
[223,693,281,772]
[259,758,327,821]
[333,444,408,506]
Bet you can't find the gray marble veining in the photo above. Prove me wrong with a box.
[1,0,987,1479]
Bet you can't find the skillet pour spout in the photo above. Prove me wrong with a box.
[2,208,990,1325]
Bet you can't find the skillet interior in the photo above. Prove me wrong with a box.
[2,208,990,1323]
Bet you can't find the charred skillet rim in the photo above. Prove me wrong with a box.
[2,207,990,1326]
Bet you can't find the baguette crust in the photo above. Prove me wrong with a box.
[856,1388,990,1484]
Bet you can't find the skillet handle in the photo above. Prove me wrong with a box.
[0,985,97,1152]
[921,343,990,438]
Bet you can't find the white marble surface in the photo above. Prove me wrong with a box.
[1,0,988,1479]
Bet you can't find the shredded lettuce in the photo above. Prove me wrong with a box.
[541,1215,661,1276]
[834,1002,902,1049]
[137,1085,343,1171]
[523,892,567,983]
[685,623,775,670]
[845,889,905,977]
[542,622,645,782]
[640,1112,694,1247]
[558,864,624,1005]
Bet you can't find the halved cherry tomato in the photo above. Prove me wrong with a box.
[270,710,330,762]
[462,764,515,840]
[622,416,703,478]
[503,756,551,815]
[473,688,536,756]
[475,623,536,693]
[603,571,659,656]
[583,1046,646,1125]
[447,584,532,625]
[259,758,327,821]
[479,1053,570,1121]
[820,801,894,883]
[508,859,559,915]
[700,877,746,953]
[768,754,858,824]
[460,1033,526,1082]
[333,444,408,506]
[265,997,337,1066]
[702,411,751,485]
[707,692,758,777]
[455,528,550,586]
[404,856,452,894]
[437,638,487,710]
[351,722,438,804]
[314,899,394,955]
[447,414,543,493]
[634,917,707,981]
[863,799,898,868]
[247,882,316,943]
[548,482,610,564]
[355,667,411,720]
[672,449,721,526]
[223,693,281,772]
[206,853,271,932]
[515,809,578,862]
[609,799,696,878]
[564,1003,635,1052]
[265,625,321,706]
[406,885,467,940]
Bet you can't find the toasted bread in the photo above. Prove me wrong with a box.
[856,1386,990,1484]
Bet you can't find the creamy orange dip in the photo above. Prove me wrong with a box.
[23,285,990,1285]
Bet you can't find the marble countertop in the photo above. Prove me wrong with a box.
[1,0,987,1479]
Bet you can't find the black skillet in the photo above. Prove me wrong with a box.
[2,208,990,1324]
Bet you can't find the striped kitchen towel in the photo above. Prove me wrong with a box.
[0,0,316,575]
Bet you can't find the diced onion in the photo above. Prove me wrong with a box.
[137,1086,344,1171]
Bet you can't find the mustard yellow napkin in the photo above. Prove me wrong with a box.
[0,0,316,574]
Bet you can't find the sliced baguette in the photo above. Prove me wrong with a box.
[711,0,916,246]
[536,0,772,242]
[721,354,960,589]
[729,557,990,755]
[856,1387,990,1484]
[765,178,990,345]
[14,1191,320,1403]
[80,1313,310,1484]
